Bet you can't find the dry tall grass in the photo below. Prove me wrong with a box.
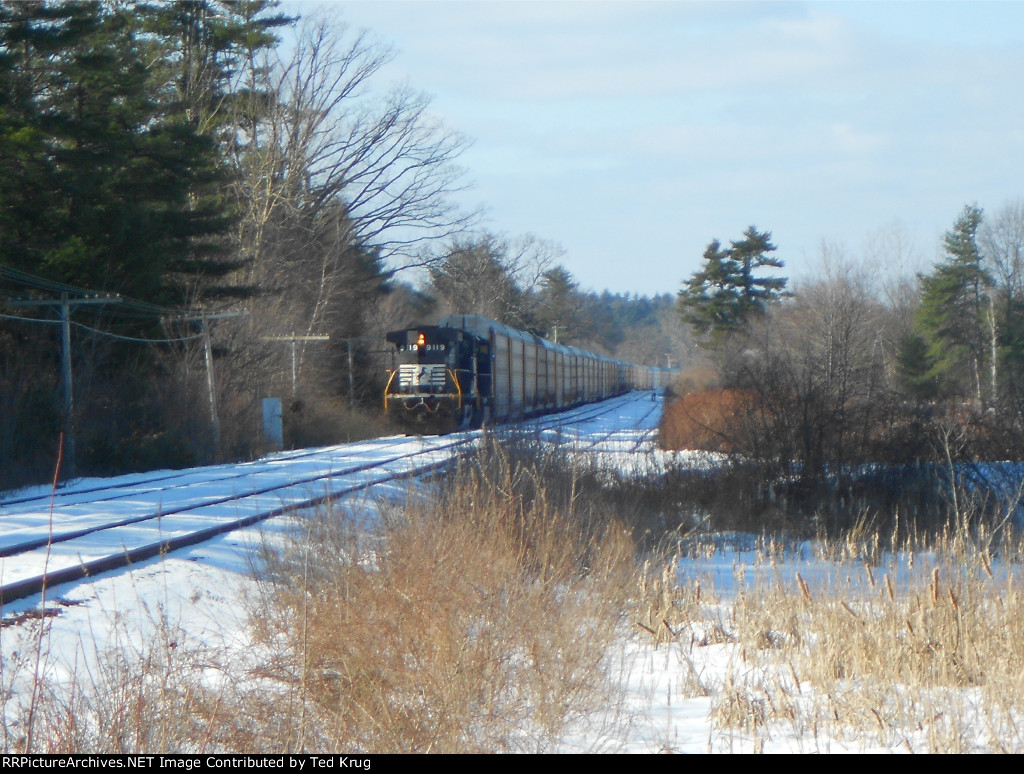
[246,435,644,752]
[0,435,650,753]
[644,516,1024,753]
[6,431,1024,753]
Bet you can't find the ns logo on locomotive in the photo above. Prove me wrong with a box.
[383,314,666,435]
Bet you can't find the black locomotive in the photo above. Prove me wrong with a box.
[384,314,668,434]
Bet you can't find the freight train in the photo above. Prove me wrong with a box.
[383,314,672,434]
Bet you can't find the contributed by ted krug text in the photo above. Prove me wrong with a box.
[1,757,373,770]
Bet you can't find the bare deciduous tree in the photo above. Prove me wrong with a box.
[234,15,472,286]
[865,221,925,341]
[225,14,474,397]
[981,200,1024,415]
[427,233,559,326]
[981,200,1024,309]
[720,247,901,483]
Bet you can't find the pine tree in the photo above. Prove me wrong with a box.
[897,331,940,400]
[0,1,290,305]
[0,1,77,273]
[911,204,991,402]
[731,226,789,317]
[133,0,291,301]
[536,265,581,342]
[679,226,788,347]
[680,239,739,340]
[138,1,290,145]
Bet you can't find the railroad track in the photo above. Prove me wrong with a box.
[537,391,663,454]
[0,392,659,605]
[0,442,380,510]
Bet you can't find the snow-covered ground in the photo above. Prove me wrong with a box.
[1,392,1015,753]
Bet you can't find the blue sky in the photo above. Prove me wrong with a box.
[290,1,1024,296]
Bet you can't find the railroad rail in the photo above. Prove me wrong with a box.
[0,392,658,605]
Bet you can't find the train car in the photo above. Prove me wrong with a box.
[384,314,661,434]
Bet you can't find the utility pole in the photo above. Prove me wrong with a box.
[261,334,331,395]
[263,334,381,407]
[3,292,121,480]
[200,316,219,451]
[170,310,248,457]
[336,336,378,405]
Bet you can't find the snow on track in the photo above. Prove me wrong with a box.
[0,435,468,600]
[0,392,663,604]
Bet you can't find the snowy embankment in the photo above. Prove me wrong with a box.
[3,391,1020,753]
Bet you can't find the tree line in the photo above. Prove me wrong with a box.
[672,204,1024,526]
[408,232,690,365]
[0,1,682,489]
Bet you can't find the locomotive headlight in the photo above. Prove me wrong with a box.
[417,333,426,346]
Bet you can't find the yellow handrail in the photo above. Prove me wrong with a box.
[383,369,397,411]
[447,370,462,409]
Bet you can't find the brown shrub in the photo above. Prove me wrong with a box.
[659,387,756,452]
[671,363,720,395]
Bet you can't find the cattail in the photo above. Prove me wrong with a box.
[981,552,994,580]
[841,600,861,622]
[796,572,812,603]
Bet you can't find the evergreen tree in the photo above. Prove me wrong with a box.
[679,239,740,339]
[140,1,290,138]
[0,1,242,305]
[0,1,77,273]
[731,226,789,317]
[911,204,991,402]
[679,226,788,347]
[535,265,581,342]
[134,0,291,301]
[897,331,939,400]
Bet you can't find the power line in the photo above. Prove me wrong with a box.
[2,311,207,343]
[4,293,122,480]
[70,320,205,344]
[0,311,61,325]
[0,263,229,321]
[1,266,249,474]
[0,265,112,298]
[1,265,245,344]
